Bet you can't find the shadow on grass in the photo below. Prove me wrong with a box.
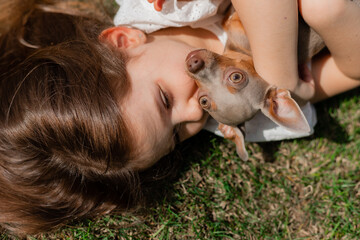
[141,87,360,207]
[257,89,359,162]
[313,87,360,143]
[139,130,216,209]
[256,87,360,162]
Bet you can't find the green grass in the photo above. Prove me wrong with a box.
[2,88,357,239]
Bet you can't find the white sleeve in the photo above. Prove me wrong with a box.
[203,102,317,142]
[114,0,230,34]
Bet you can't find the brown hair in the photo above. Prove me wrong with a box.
[0,0,181,236]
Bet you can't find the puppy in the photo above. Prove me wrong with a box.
[185,9,324,161]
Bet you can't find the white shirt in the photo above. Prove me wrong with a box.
[114,0,231,46]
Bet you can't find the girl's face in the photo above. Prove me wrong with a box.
[113,29,210,170]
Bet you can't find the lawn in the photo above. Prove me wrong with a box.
[2,89,358,240]
[2,1,360,239]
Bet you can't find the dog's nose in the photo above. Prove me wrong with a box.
[186,51,205,73]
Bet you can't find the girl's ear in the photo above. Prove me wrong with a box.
[99,27,147,49]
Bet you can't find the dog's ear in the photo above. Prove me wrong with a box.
[218,123,248,161]
[260,87,310,133]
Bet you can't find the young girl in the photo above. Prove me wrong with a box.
[0,0,359,236]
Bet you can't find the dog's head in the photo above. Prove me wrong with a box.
[185,49,310,133]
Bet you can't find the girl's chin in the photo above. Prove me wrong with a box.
[182,112,210,141]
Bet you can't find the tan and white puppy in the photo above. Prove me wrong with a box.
[186,9,324,160]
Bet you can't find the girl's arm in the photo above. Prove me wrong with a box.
[311,51,360,103]
[231,0,315,101]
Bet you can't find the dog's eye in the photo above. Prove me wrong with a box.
[228,72,244,83]
[199,96,211,109]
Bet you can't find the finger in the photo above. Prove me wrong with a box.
[294,80,315,104]
[296,64,316,101]
[154,0,165,11]
[148,0,155,3]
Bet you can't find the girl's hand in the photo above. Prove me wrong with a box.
[147,0,192,11]
[147,0,165,11]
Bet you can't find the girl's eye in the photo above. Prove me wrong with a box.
[159,88,170,109]
[199,96,211,109]
[228,72,244,83]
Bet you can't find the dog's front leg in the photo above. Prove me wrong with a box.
[218,123,248,161]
